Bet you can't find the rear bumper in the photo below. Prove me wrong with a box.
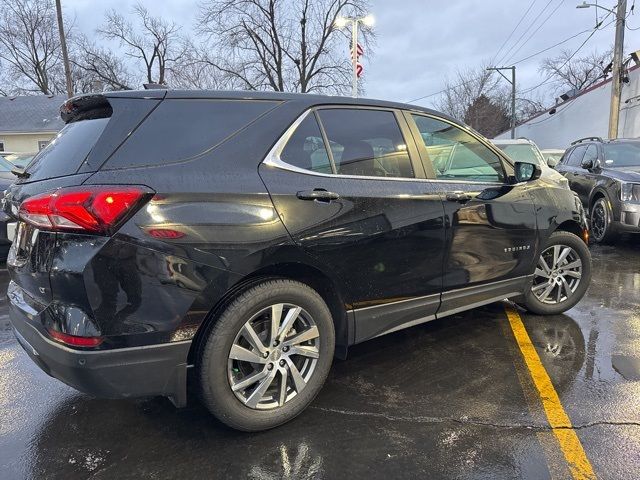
[9,291,191,407]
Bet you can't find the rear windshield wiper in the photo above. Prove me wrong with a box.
[11,167,30,179]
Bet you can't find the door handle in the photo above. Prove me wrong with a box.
[445,191,472,203]
[296,189,340,202]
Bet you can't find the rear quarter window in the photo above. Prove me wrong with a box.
[103,99,279,169]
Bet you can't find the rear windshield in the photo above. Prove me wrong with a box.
[103,99,279,169]
[25,118,109,181]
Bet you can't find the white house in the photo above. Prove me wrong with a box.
[0,95,66,153]
[496,65,640,149]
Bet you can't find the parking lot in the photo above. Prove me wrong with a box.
[0,239,636,479]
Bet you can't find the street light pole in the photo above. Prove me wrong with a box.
[335,14,374,98]
[55,0,73,98]
[487,66,517,139]
[351,19,358,97]
[577,0,627,139]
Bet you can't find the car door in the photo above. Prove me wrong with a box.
[259,106,446,342]
[556,145,588,203]
[571,143,599,203]
[405,112,538,316]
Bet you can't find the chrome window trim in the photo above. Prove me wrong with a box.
[262,108,505,186]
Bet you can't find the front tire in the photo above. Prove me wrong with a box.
[517,231,591,315]
[590,197,618,244]
[198,279,335,431]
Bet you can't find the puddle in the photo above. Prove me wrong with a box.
[612,355,640,381]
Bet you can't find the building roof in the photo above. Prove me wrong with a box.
[0,95,66,134]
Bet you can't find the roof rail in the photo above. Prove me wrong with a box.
[571,136,603,145]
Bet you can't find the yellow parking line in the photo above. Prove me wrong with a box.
[504,305,596,480]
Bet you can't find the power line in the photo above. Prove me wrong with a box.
[496,0,556,66]
[511,28,592,65]
[490,0,538,65]
[520,13,616,94]
[503,0,566,65]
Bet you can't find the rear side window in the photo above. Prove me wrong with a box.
[105,99,278,169]
[317,109,414,178]
[280,114,332,173]
[25,118,109,181]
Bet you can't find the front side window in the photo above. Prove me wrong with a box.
[582,144,598,166]
[412,115,505,182]
[317,109,414,178]
[565,145,587,167]
[280,114,332,173]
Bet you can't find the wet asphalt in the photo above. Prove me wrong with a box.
[0,240,639,479]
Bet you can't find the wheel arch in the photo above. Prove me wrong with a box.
[188,262,351,365]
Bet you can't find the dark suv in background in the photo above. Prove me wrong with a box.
[6,90,591,431]
[557,136,640,243]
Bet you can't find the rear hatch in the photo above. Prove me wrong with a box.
[5,91,165,306]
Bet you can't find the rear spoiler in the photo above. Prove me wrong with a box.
[60,94,113,124]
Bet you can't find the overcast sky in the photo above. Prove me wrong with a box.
[63,0,640,109]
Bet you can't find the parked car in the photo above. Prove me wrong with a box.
[492,139,569,188]
[0,156,17,257]
[6,91,591,431]
[556,136,640,243]
[3,152,36,170]
[541,148,566,168]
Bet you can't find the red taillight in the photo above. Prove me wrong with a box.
[48,329,103,347]
[19,186,151,234]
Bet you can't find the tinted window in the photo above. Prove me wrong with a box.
[582,144,598,166]
[603,142,640,167]
[281,114,332,173]
[565,145,587,167]
[25,118,109,181]
[317,109,414,178]
[412,115,505,182]
[106,99,277,169]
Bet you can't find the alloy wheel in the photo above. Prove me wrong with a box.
[227,303,320,410]
[591,201,607,241]
[531,245,583,305]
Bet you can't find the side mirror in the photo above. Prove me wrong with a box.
[546,156,558,168]
[581,158,594,170]
[514,162,542,183]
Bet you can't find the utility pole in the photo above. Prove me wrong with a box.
[487,66,517,139]
[55,0,73,98]
[609,0,627,139]
[577,1,627,138]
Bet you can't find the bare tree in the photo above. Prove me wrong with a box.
[198,0,373,94]
[435,64,505,122]
[97,3,186,86]
[0,0,65,94]
[540,48,611,95]
[72,35,134,91]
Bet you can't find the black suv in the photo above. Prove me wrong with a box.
[557,136,640,243]
[6,91,591,431]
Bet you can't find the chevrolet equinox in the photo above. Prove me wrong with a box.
[6,90,592,431]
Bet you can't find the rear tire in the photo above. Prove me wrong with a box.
[590,197,618,244]
[517,231,591,315]
[198,279,335,431]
